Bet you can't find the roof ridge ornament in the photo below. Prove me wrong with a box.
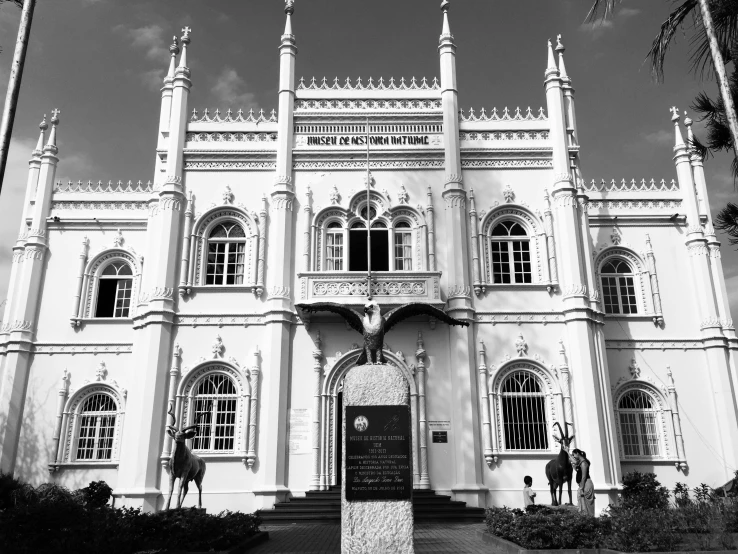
[285,0,295,15]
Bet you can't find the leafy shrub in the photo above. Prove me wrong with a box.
[620,470,670,510]
[0,472,25,509]
[604,506,681,553]
[485,506,604,549]
[77,480,113,507]
[0,478,261,554]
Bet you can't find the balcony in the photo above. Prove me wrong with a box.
[297,271,443,306]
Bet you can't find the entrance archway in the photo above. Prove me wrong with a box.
[315,347,430,490]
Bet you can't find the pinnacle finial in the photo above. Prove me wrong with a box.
[556,34,564,51]
[169,35,180,55]
[671,107,685,148]
[441,0,450,12]
[51,108,60,125]
[181,27,191,45]
[670,106,680,122]
[285,0,295,15]
[39,114,48,131]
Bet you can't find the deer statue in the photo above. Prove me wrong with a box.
[544,422,575,506]
[165,405,207,510]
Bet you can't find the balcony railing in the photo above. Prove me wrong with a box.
[297,271,443,305]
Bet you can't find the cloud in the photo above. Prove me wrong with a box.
[579,19,613,39]
[618,8,641,18]
[115,24,168,63]
[140,68,166,92]
[211,68,258,108]
[642,129,673,146]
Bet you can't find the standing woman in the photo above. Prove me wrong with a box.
[571,449,595,516]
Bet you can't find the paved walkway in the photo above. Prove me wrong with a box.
[249,523,488,553]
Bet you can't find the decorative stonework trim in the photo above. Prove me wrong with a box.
[476,312,565,325]
[174,314,266,327]
[594,246,653,318]
[297,76,440,92]
[606,340,705,350]
[35,343,133,355]
[587,200,682,211]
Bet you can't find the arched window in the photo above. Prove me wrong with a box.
[75,392,117,460]
[394,221,413,271]
[348,218,389,272]
[617,389,661,457]
[95,262,133,318]
[601,259,638,314]
[500,370,548,450]
[490,221,531,284]
[325,221,344,271]
[206,222,246,285]
[191,374,239,452]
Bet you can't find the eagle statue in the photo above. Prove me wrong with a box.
[295,301,469,365]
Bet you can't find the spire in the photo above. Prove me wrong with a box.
[546,39,558,77]
[45,109,59,153]
[440,0,452,41]
[284,0,294,36]
[177,27,191,72]
[684,111,695,150]
[671,106,685,149]
[555,35,570,82]
[166,36,179,82]
[33,115,47,157]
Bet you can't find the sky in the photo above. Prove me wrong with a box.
[0,0,736,319]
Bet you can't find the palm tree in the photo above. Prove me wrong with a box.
[0,0,36,196]
[587,0,738,156]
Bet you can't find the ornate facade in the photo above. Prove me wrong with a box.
[1,4,737,513]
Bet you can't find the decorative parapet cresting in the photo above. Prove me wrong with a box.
[460,106,547,122]
[298,76,440,91]
[584,179,679,193]
[190,108,277,124]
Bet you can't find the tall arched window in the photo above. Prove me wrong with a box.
[325,222,344,271]
[618,389,661,457]
[191,374,239,452]
[601,259,638,314]
[95,262,133,318]
[206,222,246,285]
[500,370,548,450]
[490,221,531,284]
[348,218,389,272]
[394,221,413,271]
[75,392,117,461]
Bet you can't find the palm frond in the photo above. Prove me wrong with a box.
[0,1,25,7]
[715,203,738,245]
[689,0,738,79]
[647,0,699,82]
[585,0,622,22]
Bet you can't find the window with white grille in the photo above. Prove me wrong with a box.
[190,374,239,452]
[500,370,548,450]
[601,259,638,315]
[325,221,344,271]
[75,393,117,461]
[394,221,413,271]
[95,262,133,318]
[206,222,246,285]
[490,221,532,284]
[618,390,661,457]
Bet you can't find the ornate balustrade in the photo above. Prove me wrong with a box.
[297,271,443,305]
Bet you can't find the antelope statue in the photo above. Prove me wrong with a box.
[165,405,207,510]
[544,422,575,506]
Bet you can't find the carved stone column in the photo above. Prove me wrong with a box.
[416,331,430,489]
[160,343,182,470]
[49,369,70,472]
[247,347,260,469]
[666,367,687,470]
[478,341,493,467]
[310,332,323,490]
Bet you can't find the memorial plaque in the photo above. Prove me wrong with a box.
[345,405,412,501]
[432,431,448,443]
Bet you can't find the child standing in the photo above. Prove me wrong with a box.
[523,475,536,507]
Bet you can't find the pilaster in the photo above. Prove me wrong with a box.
[116,29,191,511]
[439,1,486,507]
[253,3,297,508]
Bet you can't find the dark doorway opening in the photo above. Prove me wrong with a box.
[337,391,343,485]
[349,227,388,271]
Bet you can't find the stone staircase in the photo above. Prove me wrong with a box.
[256,487,486,523]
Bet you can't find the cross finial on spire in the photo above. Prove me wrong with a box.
[51,109,60,123]
[670,106,679,121]
[556,34,564,51]
[285,0,295,15]
[181,27,192,43]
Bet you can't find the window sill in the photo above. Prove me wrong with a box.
[192,453,248,462]
[49,461,119,472]
[179,285,263,298]
[72,318,133,326]
[481,283,554,291]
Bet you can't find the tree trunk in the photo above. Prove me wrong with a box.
[699,0,738,155]
[0,0,36,196]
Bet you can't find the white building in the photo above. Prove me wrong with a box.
[1,2,737,514]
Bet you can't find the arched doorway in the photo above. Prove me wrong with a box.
[314,348,430,491]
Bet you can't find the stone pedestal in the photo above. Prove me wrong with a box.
[342,364,414,554]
